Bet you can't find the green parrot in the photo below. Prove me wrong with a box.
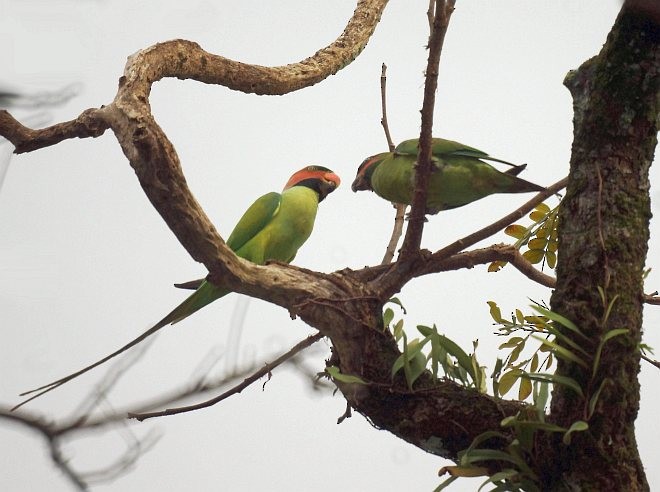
[351,138,544,214]
[19,166,341,406]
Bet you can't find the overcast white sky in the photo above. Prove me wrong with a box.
[1,1,658,491]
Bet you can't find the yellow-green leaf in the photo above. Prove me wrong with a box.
[530,353,539,373]
[530,210,549,222]
[528,238,548,250]
[546,250,557,268]
[515,309,525,325]
[498,369,521,396]
[487,301,504,323]
[504,224,527,239]
[518,376,533,400]
[523,249,545,264]
[534,202,551,214]
[498,336,524,349]
[488,260,507,272]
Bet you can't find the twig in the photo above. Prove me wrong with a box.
[380,63,396,152]
[400,0,455,258]
[641,354,660,370]
[378,63,407,264]
[376,176,569,297]
[0,409,88,490]
[128,332,324,421]
[643,294,660,305]
[381,204,407,264]
[429,177,568,263]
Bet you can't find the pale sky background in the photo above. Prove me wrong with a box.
[1,1,658,491]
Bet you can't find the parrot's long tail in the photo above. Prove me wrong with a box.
[12,281,227,411]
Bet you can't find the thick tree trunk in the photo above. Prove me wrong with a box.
[545,3,658,490]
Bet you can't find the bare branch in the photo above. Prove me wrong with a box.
[128,332,324,421]
[641,354,660,369]
[381,204,407,264]
[378,63,407,264]
[400,0,455,258]
[379,63,396,152]
[0,108,110,153]
[0,409,88,490]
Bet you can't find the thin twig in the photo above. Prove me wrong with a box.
[381,204,407,264]
[644,295,660,305]
[429,177,568,263]
[0,409,88,490]
[128,332,324,421]
[379,63,407,264]
[380,63,396,152]
[641,354,660,370]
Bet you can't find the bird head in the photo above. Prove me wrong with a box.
[351,153,389,192]
[284,165,341,202]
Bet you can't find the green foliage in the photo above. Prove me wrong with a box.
[385,296,634,491]
[384,299,486,392]
[325,366,367,385]
[489,202,559,272]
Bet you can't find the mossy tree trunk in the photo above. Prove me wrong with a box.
[544,4,658,490]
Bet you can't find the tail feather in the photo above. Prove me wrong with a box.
[504,163,527,176]
[13,281,227,411]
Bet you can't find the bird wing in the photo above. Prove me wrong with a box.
[226,191,281,252]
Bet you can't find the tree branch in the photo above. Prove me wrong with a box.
[400,0,455,258]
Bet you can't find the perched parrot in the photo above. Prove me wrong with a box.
[351,138,544,214]
[18,166,340,406]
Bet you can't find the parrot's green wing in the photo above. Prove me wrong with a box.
[395,138,519,167]
[226,191,281,252]
[395,138,487,158]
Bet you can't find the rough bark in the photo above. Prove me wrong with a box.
[1,0,658,488]
[544,3,658,490]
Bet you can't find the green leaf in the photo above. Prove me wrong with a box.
[563,421,589,445]
[534,381,549,417]
[387,296,407,314]
[417,324,434,337]
[532,336,589,368]
[502,419,566,433]
[382,308,394,329]
[393,333,431,390]
[602,294,620,324]
[435,333,477,383]
[592,328,629,378]
[478,470,520,491]
[433,475,458,492]
[531,305,586,338]
[392,319,404,341]
[522,372,584,398]
[462,449,524,467]
[325,366,366,385]
[588,379,607,419]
